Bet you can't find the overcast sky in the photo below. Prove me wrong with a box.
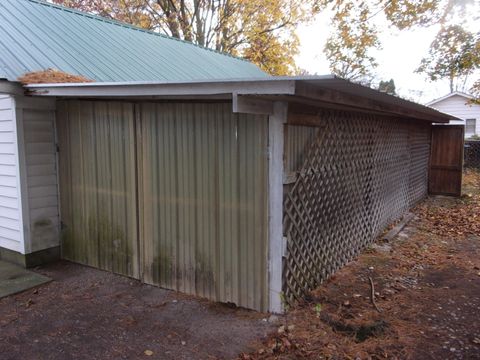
[295,10,479,104]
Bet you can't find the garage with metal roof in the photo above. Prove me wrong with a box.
[0,0,459,313]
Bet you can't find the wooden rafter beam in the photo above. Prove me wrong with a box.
[294,82,445,123]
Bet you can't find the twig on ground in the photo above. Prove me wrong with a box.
[369,277,382,313]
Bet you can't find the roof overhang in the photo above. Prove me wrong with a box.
[0,80,24,96]
[24,75,456,123]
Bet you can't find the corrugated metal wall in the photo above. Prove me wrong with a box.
[56,101,139,278]
[283,111,432,303]
[138,103,269,311]
[56,100,269,311]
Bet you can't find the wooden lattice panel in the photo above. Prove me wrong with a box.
[465,141,480,168]
[283,110,431,303]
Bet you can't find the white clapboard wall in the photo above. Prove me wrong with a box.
[0,94,24,253]
[17,96,59,254]
[0,92,59,255]
[429,94,480,136]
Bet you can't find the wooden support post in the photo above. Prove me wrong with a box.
[268,101,287,313]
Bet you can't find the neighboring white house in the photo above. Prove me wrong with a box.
[427,92,480,138]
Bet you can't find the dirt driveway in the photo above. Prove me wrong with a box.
[0,261,273,360]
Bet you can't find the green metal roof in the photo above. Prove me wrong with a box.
[0,0,269,82]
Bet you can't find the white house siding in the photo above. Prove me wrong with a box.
[0,94,24,253]
[428,94,480,137]
[16,97,59,253]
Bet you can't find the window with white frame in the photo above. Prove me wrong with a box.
[466,118,476,134]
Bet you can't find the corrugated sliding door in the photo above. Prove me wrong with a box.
[56,101,139,278]
[138,103,269,311]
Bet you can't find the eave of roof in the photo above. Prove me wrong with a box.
[426,91,475,106]
[24,75,456,123]
[0,79,24,95]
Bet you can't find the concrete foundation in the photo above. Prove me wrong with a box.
[0,246,60,268]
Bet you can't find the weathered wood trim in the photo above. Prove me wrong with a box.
[0,81,23,96]
[294,82,441,122]
[25,78,453,123]
[383,213,415,242]
[15,96,56,110]
[232,94,274,115]
[286,101,403,126]
[283,172,298,185]
[268,101,287,313]
[27,80,297,98]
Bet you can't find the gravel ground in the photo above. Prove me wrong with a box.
[0,261,274,360]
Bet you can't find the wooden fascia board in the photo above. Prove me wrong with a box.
[25,80,296,98]
[15,96,56,110]
[294,82,448,123]
[0,80,23,96]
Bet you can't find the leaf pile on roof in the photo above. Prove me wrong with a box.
[17,68,93,84]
